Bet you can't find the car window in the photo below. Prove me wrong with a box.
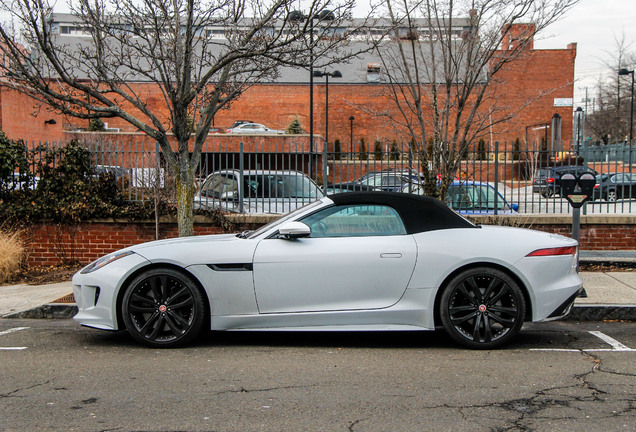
[201,173,238,198]
[301,204,407,238]
[446,184,506,210]
[244,173,322,199]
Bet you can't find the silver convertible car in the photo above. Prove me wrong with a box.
[73,192,582,349]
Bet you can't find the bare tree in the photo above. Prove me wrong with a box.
[369,0,580,198]
[0,0,359,236]
[586,35,635,143]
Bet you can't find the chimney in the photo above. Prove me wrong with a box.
[501,23,535,51]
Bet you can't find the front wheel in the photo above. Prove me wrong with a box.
[440,267,526,349]
[122,268,207,347]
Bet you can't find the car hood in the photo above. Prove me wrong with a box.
[121,233,257,267]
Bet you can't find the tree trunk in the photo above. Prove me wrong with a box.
[175,164,196,237]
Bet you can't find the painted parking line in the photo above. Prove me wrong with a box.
[0,327,29,350]
[531,331,635,352]
[0,327,30,336]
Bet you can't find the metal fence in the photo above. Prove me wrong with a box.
[17,139,636,215]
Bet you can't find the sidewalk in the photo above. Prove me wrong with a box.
[1,271,635,321]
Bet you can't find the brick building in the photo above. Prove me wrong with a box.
[0,15,576,154]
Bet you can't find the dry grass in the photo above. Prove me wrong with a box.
[0,229,24,283]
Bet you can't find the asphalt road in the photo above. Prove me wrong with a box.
[1,319,635,432]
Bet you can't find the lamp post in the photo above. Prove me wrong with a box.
[575,107,583,155]
[619,68,634,145]
[619,68,634,207]
[349,115,355,155]
[291,10,335,179]
[313,70,342,148]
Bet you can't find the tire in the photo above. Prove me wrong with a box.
[122,268,207,348]
[606,190,617,202]
[440,267,526,349]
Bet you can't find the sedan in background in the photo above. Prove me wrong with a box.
[592,172,636,202]
[354,170,423,192]
[409,180,518,214]
[73,192,581,349]
[226,123,285,134]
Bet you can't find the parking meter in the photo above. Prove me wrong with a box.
[561,173,597,281]
[561,173,596,208]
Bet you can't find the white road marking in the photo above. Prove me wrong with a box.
[530,331,635,352]
[0,327,29,336]
[588,331,632,351]
[0,327,30,351]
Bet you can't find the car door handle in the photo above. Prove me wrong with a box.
[380,253,402,259]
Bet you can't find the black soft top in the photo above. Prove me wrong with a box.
[328,192,475,234]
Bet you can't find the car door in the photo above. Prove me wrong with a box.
[252,204,417,313]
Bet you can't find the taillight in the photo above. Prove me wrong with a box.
[547,177,555,183]
[526,246,577,257]
[594,184,599,189]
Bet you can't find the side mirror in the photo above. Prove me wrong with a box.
[220,191,237,201]
[277,221,311,239]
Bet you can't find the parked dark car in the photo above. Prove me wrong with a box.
[592,172,636,201]
[532,165,598,197]
[354,170,422,192]
[324,183,379,194]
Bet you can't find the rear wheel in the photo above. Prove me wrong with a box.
[440,267,525,349]
[606,190,617,202]
[122,268,206,348]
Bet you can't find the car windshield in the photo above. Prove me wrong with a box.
[446,184,507,210]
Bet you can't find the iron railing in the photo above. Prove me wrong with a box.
[13,139,636,215]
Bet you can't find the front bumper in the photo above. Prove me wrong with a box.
[72,252,151,331]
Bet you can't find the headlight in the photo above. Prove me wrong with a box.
[80,251,135,274]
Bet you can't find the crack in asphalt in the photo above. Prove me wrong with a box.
[348,418,366,432]
[213,383,317,396]
[0,380,50,398]
[446,349,635,431]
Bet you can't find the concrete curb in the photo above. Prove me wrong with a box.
[3,303,78,319]
[565,305,636,321]
[3,303,635,322]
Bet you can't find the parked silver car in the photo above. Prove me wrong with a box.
[195,169,324,214]
[226,123,285,134]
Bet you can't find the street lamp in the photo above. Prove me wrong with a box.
[291,9,335,179]
[313,70,342,148]
[575,107,583,155]
[349,115,355,155]
[619,68,634,205]
[619,68,634,145]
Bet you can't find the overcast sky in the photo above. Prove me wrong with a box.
[525,0,636,106]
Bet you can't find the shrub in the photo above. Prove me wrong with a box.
[0,229,23,282]
[374,140,382,159]
[390,140,400,161]
[286,117,303,134]
[88,118,105,132]
[359,138,367,160]
[0,132,33,193]
[333,139,342,160]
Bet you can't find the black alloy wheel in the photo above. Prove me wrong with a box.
[122,268,206,347]
[440,267,525,349]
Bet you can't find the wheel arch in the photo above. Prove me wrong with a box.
[115,263,210,331]
[432,261,532,327]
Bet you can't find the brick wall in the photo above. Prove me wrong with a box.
[0,41,577,151]
[22,215,635,267]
